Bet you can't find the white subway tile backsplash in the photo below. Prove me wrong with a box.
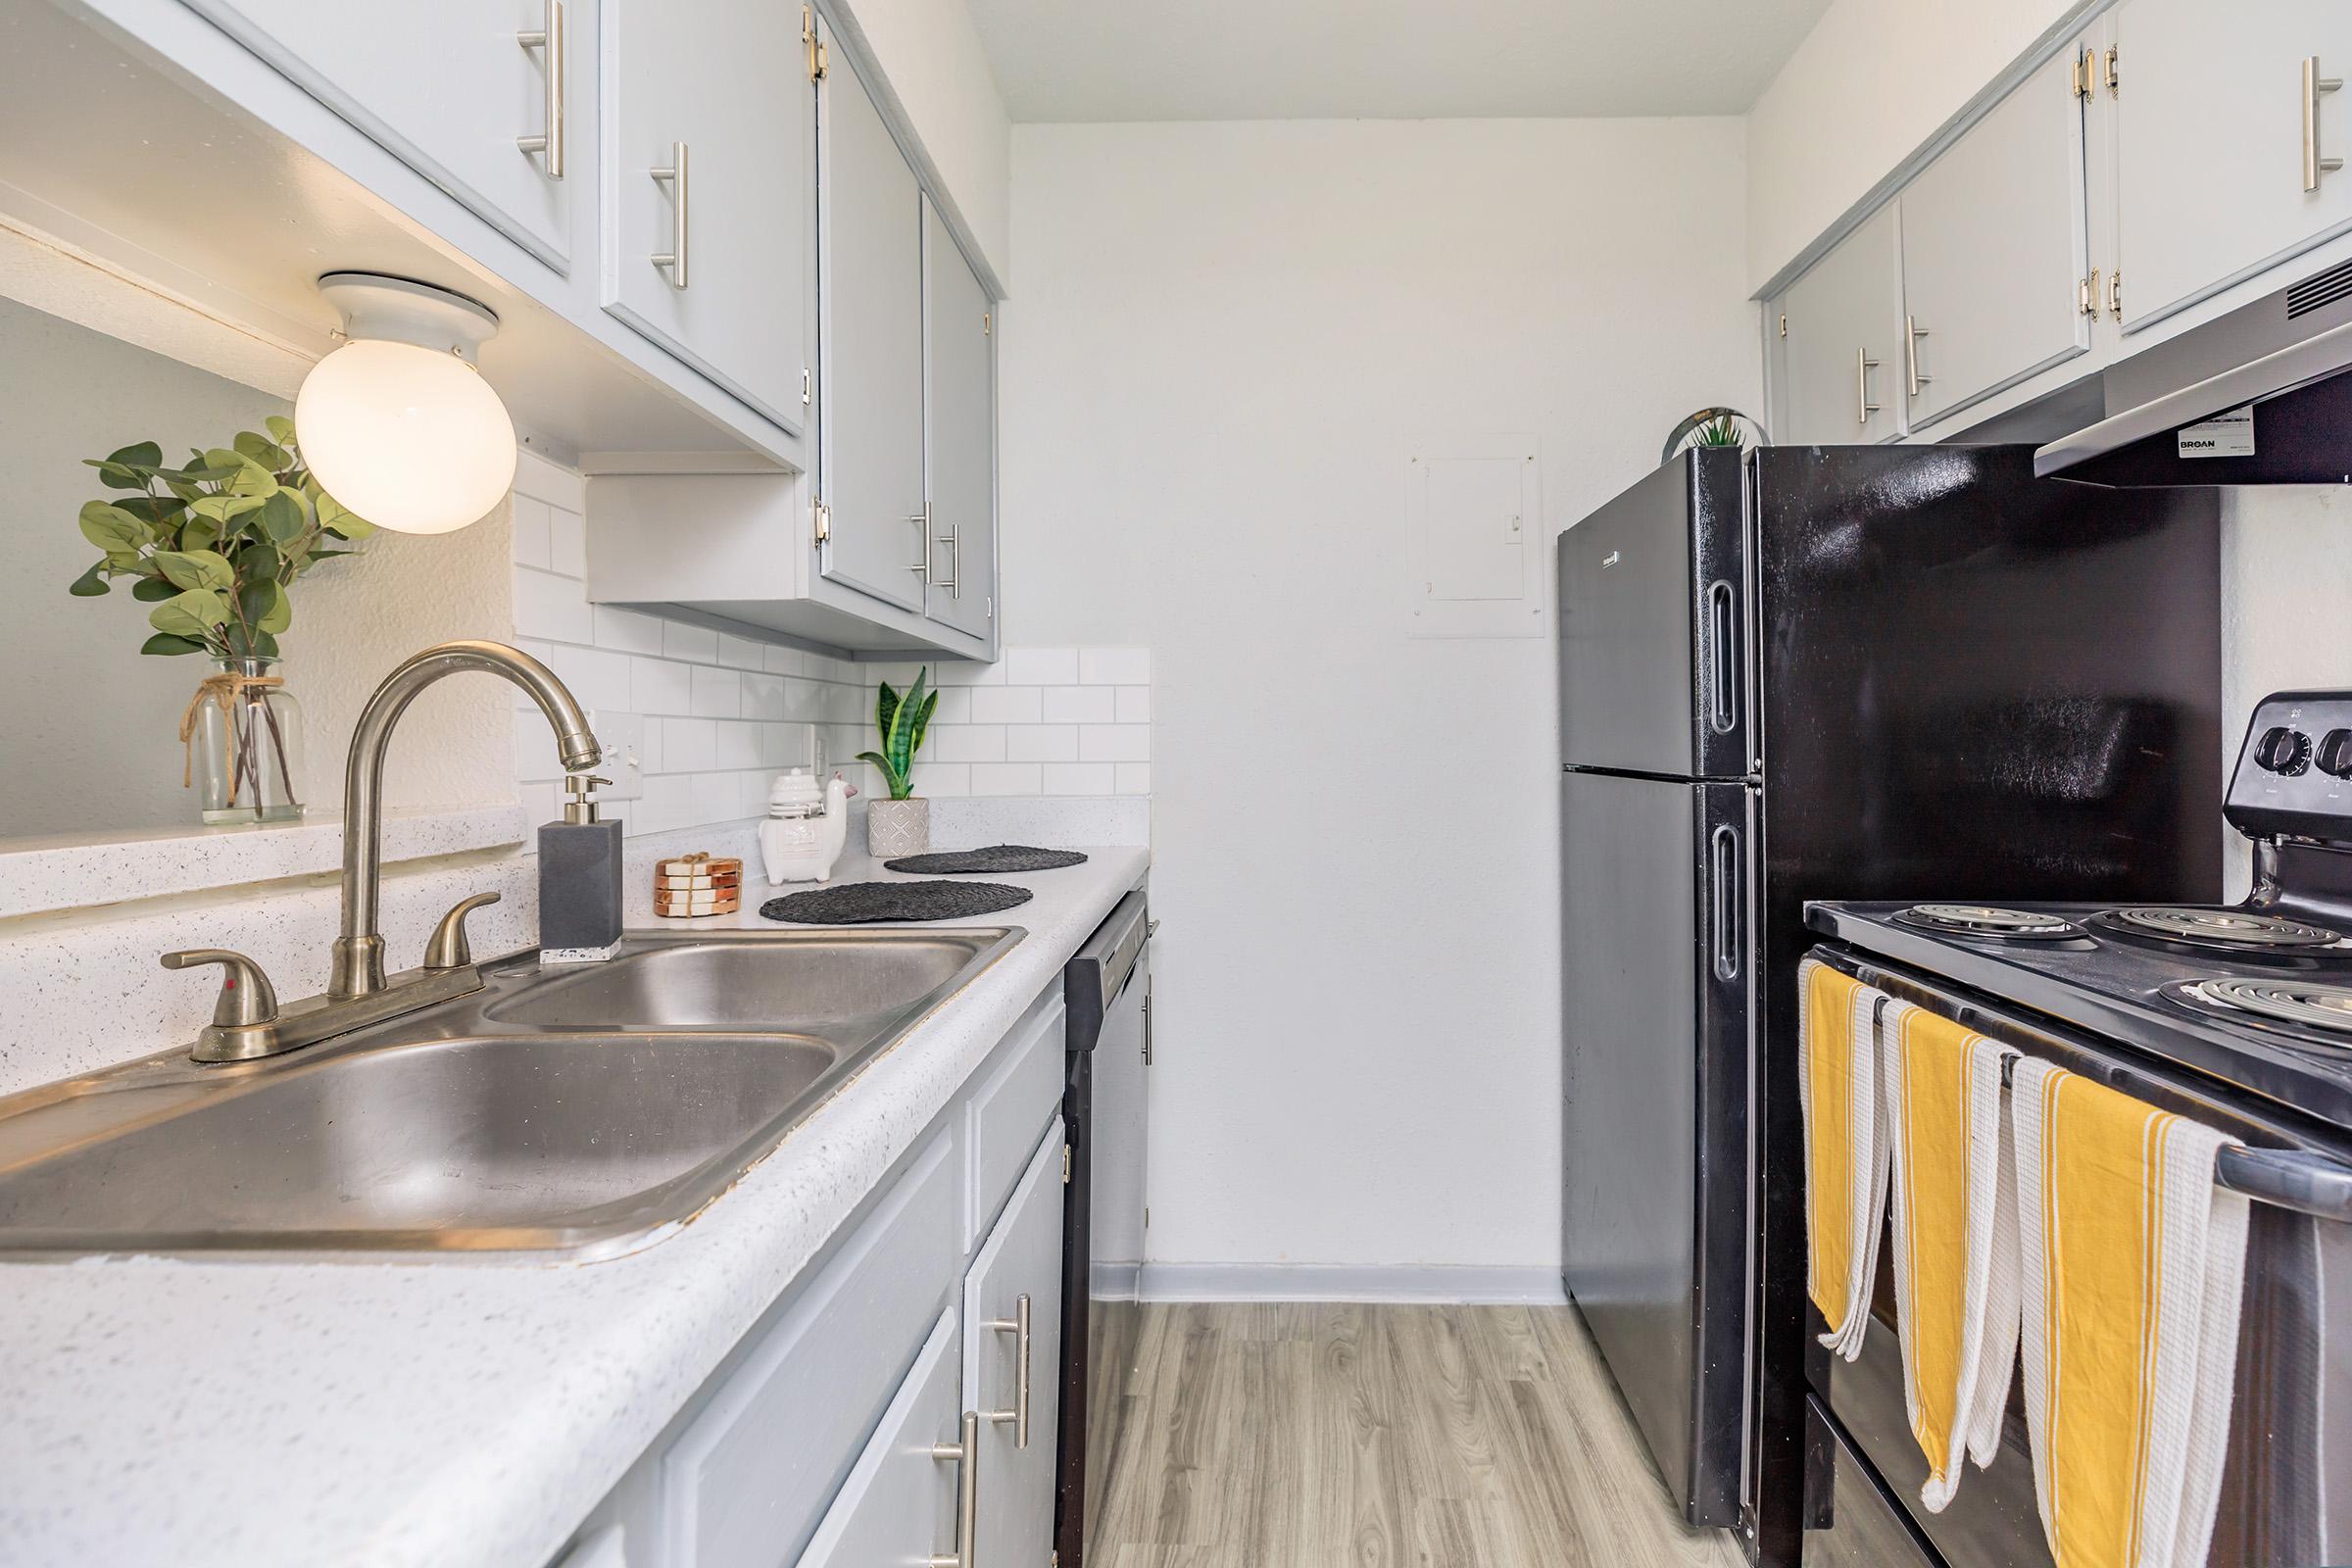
[660,716,717,772]
[933,724,1008,762]
[716,632,765,670]
[689,663,741,718]
[663,621,719,663]
[1007,724,1078,762]
[1114,763,1152,796]
[934,660,1006,686]
[763,644,807,675]
[548,507,587,577]
[1081,646,1151,685]
[593,605,667,656]
[632,658,693,716]
[714,720,763,769]
[929,686,972,724]
[1043,761,1114,795]
[1042,685,1114,724]
[970,685,1045,724]
[1078,724,1152,763]
[969,762,1045,797]
[1114,686,1152,723]
[541,644,632,713]
[515,710,562,782]
[512,495,552,569]
[910,761,970,797]
[741,671,786,720]
[513,566,594,642]
[1006,647,1079,685]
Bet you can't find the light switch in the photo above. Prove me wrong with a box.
[583,710,645,800]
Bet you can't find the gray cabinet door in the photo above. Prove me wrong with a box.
[923,199,996,640]
[1899,48,2090,431]
[2115,0,2352,331]
[182,0,575,269]
[1779,205,1905,445]
[796,1309,967,1568]
[961,1127,1067,1568]
[603,0,810,428]
[818,40,928,613]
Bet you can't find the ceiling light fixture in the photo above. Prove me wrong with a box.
[295,272,517,535]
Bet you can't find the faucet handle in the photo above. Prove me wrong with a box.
[424,892,503,971]
[161,949,280,1028]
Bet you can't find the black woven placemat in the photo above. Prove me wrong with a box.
[883,845,1089,874]
[759,879,1035,924]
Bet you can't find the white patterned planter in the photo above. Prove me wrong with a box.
[866,797,931,858]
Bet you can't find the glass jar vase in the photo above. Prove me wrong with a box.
[186,655,306,825]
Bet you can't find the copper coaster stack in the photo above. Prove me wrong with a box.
[652,853,743,917]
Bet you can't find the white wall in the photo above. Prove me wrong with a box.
[837,0,1013,286]
[1744,0,2080,291]
[1002,118,1759,1278]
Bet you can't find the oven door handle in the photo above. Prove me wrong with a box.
[2214,1145,2352,1224]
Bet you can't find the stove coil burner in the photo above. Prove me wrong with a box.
[2105,906,2346,951]
[2189,977,2352,1037]
[1894,904,2081,940]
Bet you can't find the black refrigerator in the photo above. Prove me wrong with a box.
[1556,444,2221,1560]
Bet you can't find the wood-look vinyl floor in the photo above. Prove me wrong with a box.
[1085,1303,1748,1568]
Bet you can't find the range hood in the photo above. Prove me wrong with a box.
[2025,254,2352,485]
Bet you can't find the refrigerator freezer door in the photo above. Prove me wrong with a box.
[1560,767,1754,1526]
[1557,447,1749,780]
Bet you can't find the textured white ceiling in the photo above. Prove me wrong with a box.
[967,0,1836,122]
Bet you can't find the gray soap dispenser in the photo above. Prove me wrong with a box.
[539,773,622,962]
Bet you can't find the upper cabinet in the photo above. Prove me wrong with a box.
[2112,0,2352,330]
[180,0,577,270]
[1898,47,2090,430]
[602,0,813,432]
[1774,204,1904,445]
[924,198,998,641]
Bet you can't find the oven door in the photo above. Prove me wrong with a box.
[1807,944,2352,1568]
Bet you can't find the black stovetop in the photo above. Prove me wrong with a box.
[1806,898,2352,1130]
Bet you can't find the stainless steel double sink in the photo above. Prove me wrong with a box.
[0,928,1020,1261]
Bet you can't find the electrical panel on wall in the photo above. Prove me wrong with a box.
[1406,436,1544,638]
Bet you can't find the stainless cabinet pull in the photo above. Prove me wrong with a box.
[1855,348,1881,426]
[908,509,932,580]
[925,1410,979,1568]
[1904,315,1932,398]
[985,1293,1032,1447]
[650,142,690,287]
[2308,57,2344,191]
[1709,824,1740,983]
[933,516,961,598]
[515,0,565,178]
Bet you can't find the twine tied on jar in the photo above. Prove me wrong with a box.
[178,668,286,800]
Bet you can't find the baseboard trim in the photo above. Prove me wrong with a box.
[1122,1262,1567,1305]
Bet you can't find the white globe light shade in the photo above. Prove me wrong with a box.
[294,339,516,535]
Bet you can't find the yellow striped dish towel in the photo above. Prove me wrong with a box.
[1882,1002,2021,1513]
[2011,1056,2251,1568]
[1799,956,1887,1360]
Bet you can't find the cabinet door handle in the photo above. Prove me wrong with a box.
[1904,316,1932,398]
[1855,349,1882,426]
[2309,58,2345,190]
[650,142,690,288]
[925,1410,979,1568]
[909,509,932,580]
[933,516,961,598]
[515,0,565,178]
[1703,580,1739,736]
[1709,823,1741,983]
[985,1293,1032,1447]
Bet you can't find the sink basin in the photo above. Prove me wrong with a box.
[484,930,994,1035]
[0,926,1020,1259]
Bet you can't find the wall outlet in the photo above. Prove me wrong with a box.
[584,710,646,800]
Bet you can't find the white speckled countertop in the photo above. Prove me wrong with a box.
[0,847,1149,1568]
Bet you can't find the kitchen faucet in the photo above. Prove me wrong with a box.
[162,640,603,1062]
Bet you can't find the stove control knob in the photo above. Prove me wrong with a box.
[2256,725,2313,775]
[2319,728,2352,780]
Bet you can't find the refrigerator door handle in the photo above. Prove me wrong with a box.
[1709,823,1741,982]
[1703,580,1740,736]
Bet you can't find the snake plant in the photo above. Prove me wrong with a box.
[860,668,940,800]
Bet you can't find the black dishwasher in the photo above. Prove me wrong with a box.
[1054,888,1152,1568]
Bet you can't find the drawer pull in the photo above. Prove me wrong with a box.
[650,142,690,288]
[2307,57,2344,192]
[925,1409,979,1568]
[985,1292,1032,1448]
[515,0,565,178]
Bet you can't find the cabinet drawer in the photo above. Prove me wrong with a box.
[960,1127,1068,1568]
[795,1308,965,1568]
[659,1129,956,1568]
[964,992,1066,1249]
[1802,1397,1939,1568]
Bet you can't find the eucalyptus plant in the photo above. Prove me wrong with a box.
[859,668,940,801]
[67,415,375,661]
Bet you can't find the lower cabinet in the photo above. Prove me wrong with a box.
[961,1128,1069,1568]
[552,984,1070,1568]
